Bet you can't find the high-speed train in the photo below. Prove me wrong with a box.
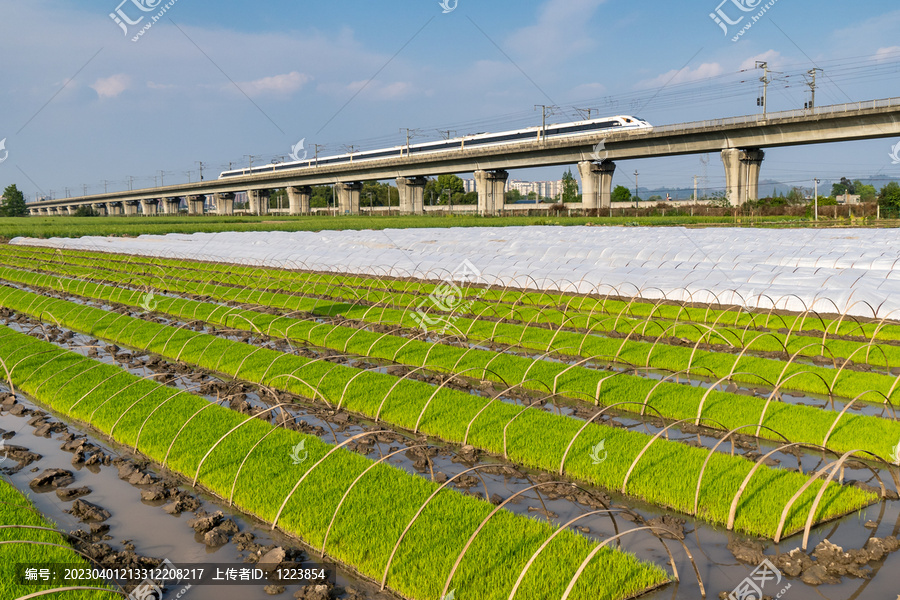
[218,115,652,179]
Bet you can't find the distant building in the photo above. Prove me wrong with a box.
[508,179,564,199]
[837,193,862,204]
[461,177,567,200]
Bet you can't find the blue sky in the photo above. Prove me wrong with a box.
[2,0,900,200]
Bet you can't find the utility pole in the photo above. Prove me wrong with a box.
[103,180,109,194]
[82,184,88,197]
[534,104,558,142]
[574,107,595,120]
[158,170,166,187]
[805,68,823,111]
[65,187,70,198]
[756,61,770,118]
[196,161,205,181]
[245,155,257,172]
[344,145,357,163]
[634,170,639,209]
[814,178,820,221]
[437,130,456,140]
[313,144,324,167]
[127,176,134,191]
[693,175,699,202]
[400,129,422,157]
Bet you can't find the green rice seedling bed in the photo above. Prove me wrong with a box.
[5,266,900,465]
[6,245,900,342]
[0,284,878,539]
[1,248,897,379]
[2,260,896,408]
[0,477,120,599]
[0,326,669,600]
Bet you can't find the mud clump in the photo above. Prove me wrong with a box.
[56,486,92,501]
[29,468,75,489]
[1,444,41,473]
[756,536,900,585]
[114,459,156,486]
[645,515,687,540]
[188,509,240,547]
[68,499,111,522]
[294,584,334,600]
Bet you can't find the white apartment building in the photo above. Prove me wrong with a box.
[462,178,567,199]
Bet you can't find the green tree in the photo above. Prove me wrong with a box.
[831,182,847,197]
[878,181,900,208]
[360,181,397,207]
[505,189,523,203]
[458,191,478,205]
[805,195,837,218]
[73,205,98,217]
[786,187,806,205]
[611,185,632,203]
[268,189,288,209]
[310,185,334,208]
[1,184,28,217]
[425,174,465,205]
[708,191,731,208]
[561,169,579,203]
[857,183,877,202]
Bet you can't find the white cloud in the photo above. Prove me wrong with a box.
[505,0,607,68]
[320,79,416,101]
[874,46,900,62]
[740,50,782,71]
[91,74,131,99]
[570,82,607,98]
[636,63,724,89]
[236,71,311,97]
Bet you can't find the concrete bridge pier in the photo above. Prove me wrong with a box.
[578,160,617,210]
[107,202,123,216]
[287,186,311,215]
[721,148,765,206]
[141,199,158,215]
[396,177,426,214]
[65,206,75,216]
[187,195,205,215]
[577,161,600,210]
[216,193,235,215]
[93,204,107,216]
[336,182,362,215]
[123,201,139,216]
[474,169,508,216]
[247,190,269,216]
[598,160,616,209]
[161,197,181,214]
